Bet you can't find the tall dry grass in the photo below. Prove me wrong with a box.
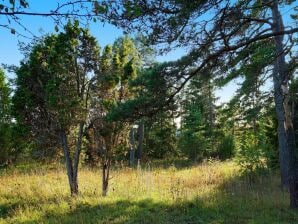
[0,161,296,223]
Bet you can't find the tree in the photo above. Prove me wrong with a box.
[143,111,178,160]
[218,39,278,169]
[13,21,101,196]
[87,36,141,196]
[179,101,206,161]
[103,0,298,207]
[0,69,10,123]
[179,73,221,160]
[0,68,13,165]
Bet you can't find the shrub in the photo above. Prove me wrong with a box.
[237,132,268,184]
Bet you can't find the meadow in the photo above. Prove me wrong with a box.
[0,160,297,224]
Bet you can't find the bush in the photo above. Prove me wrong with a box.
[237,132,268,183]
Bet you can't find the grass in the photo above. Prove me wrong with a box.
[0,160,297,224]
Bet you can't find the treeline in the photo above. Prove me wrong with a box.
[1,21,297,198]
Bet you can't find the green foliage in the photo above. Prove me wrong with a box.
[178,129,206,161]
[0,69,12,165]
[218,134,235,160]
[260,113,279,170]
[0,69,10,123]
[85,35,143,166]
[217,40,279,174]
[0,123,30,165]
[179,102,206,161]
[179,75,220,161]
[0,123,12,165]
[144,113,178,159]
[106,62,173,121]
[0,68,25,165]
[13,21,101,160]
[237,132,267,179]
[237,114,278,180]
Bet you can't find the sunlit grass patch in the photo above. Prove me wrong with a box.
[0,160,297,223]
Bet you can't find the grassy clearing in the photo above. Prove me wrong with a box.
[0,160,297,224]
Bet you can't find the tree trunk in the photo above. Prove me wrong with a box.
[137,121,144,161]
[72,122,84,194]
[293,101,298,147]
[271,0,298,207]
[273,62,290,187]
[59,130,78,196]
[129,127,136,166]
[129,148,135,166]
[102,160,110,197]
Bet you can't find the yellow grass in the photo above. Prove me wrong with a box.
[0,160,297,223]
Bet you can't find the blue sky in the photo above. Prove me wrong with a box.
[1,1,297,104]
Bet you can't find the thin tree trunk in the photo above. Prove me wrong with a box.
[72,122,84,194]
[129,148,135,166]
[271,0,298,207]
[129,127,136,166]
[102,159,110,196]
[59,130,78,196]
[137,121,144,161]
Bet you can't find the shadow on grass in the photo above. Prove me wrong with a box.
[0,202,19,219]
[22,197,298,224]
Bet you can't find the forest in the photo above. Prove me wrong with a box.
[0,0,298,223]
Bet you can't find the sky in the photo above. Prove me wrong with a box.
[0,1,297,104]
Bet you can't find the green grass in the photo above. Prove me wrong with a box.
[0,160,297,223]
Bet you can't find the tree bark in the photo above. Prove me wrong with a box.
[59,130,78,196]
[129,127,136,166]
[102,160,110,197]
[273,62,290,187]
[72,122,84,193]
[271,0,298,207]
[58,122,84,196]
[137,121,144,161]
